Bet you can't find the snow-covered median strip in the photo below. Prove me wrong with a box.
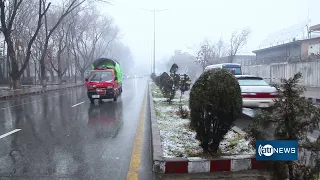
[151,82,254,158]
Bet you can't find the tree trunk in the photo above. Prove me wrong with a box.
[0,64,3,81]
[7,39,20,89]
[68,66,71,82]
[58,74,62,84]
[80,71,85,81]
[40,37,49,87]
[26,63,31,77]
[40,62,47,87]
[48,70,54,83]
[12,76,21,89]
[34,62,37,84]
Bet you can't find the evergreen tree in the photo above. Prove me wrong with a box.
[246,72,320,180]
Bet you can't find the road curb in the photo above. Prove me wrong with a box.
[162,155,263,173]
[0,83,84,100]
[148,82,264,174]
[148,83,166,172]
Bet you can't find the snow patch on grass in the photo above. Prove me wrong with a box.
[155,104,202,157]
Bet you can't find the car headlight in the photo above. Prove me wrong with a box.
[88,85,95,89]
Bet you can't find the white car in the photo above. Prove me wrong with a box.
[235,75,277,108]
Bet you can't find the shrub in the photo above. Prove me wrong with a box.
[155,75,161,87]
[189,69,242,152]
[168,73,180,103]
[152,63,192,104]
[177,106,189,119]
[170,63,179,74]
[245,72,320,180]
[159,72,171,91]
[180,74,191,94]
[151,73,157,81]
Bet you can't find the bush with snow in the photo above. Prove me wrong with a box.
[151,82,254,157]
[189,69,242,153]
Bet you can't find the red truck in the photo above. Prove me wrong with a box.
[85,58,123,104]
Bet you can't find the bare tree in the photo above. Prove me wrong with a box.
[228,28,251,63]
[0,0,50,89]
[70,9,118,80]
[47,17,72,84]
[38,0,86,87]
[215,37,227,62]
[196,39,215,72]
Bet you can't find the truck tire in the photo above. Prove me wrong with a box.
[90,98,94,104]
[113,93,118,102]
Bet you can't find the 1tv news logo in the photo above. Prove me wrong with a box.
[256,140,298,161]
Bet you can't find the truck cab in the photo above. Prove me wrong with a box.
[85,69,122,103]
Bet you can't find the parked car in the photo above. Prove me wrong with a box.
[235,75,277,108]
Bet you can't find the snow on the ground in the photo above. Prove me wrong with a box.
[155,104,202,157]
[151,82,254,158]
[153,97,188,102]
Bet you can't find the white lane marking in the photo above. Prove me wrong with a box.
[71,101,85,107]
[0,129,21,139]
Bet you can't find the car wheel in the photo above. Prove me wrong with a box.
[90,98,94,104]
[99,99,103,104]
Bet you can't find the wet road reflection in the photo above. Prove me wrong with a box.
[0,79,147,180]
[88,102,123,139]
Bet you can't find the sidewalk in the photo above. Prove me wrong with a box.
[0,83,84,100]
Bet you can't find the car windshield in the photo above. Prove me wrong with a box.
[237,77,269,86]
[89,71,113,82]
[223,67,242,75]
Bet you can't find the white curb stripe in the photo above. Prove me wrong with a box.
[231,158,251,171]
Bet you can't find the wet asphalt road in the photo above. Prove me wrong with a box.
[0,79,153,180]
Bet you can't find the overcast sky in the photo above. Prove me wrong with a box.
[99,0,320,69]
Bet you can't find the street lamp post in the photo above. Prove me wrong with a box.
[142,8,168,74]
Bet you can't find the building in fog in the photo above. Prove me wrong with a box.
[217,54,256,65]
[253,21,320,64]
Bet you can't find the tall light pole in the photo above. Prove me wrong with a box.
[142,8,168,74]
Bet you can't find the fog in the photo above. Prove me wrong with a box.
[102,0,320,74]
[1,0,320,86]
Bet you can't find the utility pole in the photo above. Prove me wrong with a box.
[142,8,168,74]
[153,9,156,74]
